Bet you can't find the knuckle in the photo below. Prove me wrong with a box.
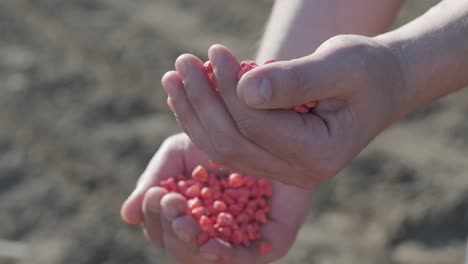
[323,35,378,89]
[325,34,367,49]
[322,35,372,61]
[316,34,359,53]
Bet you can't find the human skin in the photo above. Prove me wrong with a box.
[121,0,468,263]
[166,0,468,189]
[126,133,313,263]
[256,0,402,62]
[121,0,403,263]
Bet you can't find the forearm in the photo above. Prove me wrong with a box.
[377,0,468,116]
[256,0,403,62]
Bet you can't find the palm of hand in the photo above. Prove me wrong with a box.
[164,39,403,189]
[122,134,313,264]
[181,135,312,263]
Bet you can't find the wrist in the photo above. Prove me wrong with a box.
[374,0,468,119]
[370,35,414,123]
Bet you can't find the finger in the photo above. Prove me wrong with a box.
[142,187,168,247]
[237,50,353,109]
[208,45,331,182]
[121,134,184,224]
[162,71,217,158]
[172,216,201,244]
[159,193,202,243]
[174,53,242,166]
[207,44,282,139]
[174,53,287,179]
[159,193,212,264]
[160,192,188,221]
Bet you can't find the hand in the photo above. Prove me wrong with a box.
[121,133,313,264]
[164,35,405,188]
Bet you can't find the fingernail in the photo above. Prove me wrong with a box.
[243,77,271,107]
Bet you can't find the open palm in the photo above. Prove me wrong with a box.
[121,133,313,263]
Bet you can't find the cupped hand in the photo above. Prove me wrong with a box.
[121,133,313,264]
[165,35,405,188]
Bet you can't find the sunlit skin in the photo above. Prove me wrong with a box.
[122,0,468,263]
[121,133,312,263]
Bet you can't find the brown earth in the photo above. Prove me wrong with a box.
[0,0,466,263]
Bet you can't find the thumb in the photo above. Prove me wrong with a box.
[236,55,347,109]
[121,135,186,224]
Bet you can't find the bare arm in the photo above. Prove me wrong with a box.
[256,0,403,62]
[124,2,468,263]
[377,0,468,117]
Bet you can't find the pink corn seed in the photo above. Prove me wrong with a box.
[192,165,208,182]
[157,164,274,254]
[213,200,227,212]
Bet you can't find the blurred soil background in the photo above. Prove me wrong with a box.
[0,0,466,263]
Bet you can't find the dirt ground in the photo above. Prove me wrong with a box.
[0,0,466,263]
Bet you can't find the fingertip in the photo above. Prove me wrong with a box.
[175,53,195,65]
[161,71,180,86]
[161,71,184,98]
[120,189,146,224]
[208,44,238,69]
[120,197,143,224]
[171,215,201,243]
[142,187,168,217]
[160,192,187,221]
[175,54,203,68]
[208,44,226,59]
[121,175,161,225]
[175,54,206,81]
